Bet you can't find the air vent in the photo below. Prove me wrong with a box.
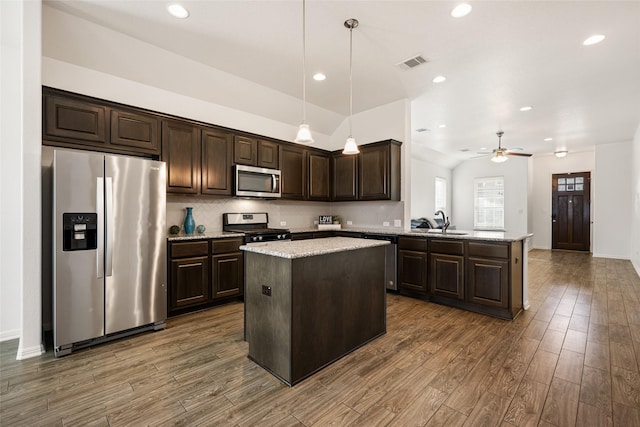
[416,128,430,133]
[460,148,470,152]
[396,55,428,70]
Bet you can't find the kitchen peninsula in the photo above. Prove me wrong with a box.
[242,237,389,386]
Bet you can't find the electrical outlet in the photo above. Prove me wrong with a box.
[394,219,401,227]
[383,221,390,227]
[280,221,287,226]
[347,220,353,225]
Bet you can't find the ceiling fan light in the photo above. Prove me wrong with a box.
[554,150,568,158]
[343,137,359,155]
[295,124,314,144]
[491,152,508,163]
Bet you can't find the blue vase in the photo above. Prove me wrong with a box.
[184,207,195,234]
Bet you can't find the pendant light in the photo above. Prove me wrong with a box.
[343,18,360,155]
[294,0,314,144]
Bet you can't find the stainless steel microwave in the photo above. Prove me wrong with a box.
[234,165,281,198]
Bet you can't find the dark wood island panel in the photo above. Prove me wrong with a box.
[244,243,386,386]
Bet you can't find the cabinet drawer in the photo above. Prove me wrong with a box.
[430,239,464,255]
[467,242,509,259]
[170,241,209,258]
[398,236,427,252]
[212,238,243,254]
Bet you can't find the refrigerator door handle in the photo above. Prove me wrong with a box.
[105,177,114,277]
[97,177,104,278]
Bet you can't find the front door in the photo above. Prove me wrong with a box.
[552,172,591,251]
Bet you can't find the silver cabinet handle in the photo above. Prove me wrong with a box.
[97,177,104,278]
[105,177,113,277]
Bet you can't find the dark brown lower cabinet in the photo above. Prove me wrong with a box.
[398,237,524,319]
[168,238,244,316]
[212,251,243,299]
[467,257,509,308]
[398,236,428,294]
[430,253,464,300]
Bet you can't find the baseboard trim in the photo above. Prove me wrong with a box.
[16,343,45,360]
[0,329,21,342]
[592,253,630,260]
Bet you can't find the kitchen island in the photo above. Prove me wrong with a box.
[241,237,389,386]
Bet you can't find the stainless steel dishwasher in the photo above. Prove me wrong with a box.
[362,233,398,291]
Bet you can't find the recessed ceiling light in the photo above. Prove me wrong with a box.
[554,150,568,158]
[544,137,553,141]
[480,147,487,151]
[313,73,326,81]
[438,124,446,128]
[519,106,533,112]
[167,3,189,19]
[583,34,605,46]
[432,75,446,83]
[451,3,472,18]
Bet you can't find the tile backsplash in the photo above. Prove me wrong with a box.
[166,198,405,232]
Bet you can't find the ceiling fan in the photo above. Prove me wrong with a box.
[478,131,532,163]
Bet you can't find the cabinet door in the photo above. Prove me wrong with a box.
[110,109,160,154]
[162,120,200,194]
[467,257,509,308]
[398,250,428,294]
[212,252,244,299]
[234,136,257,165]
[331,153,358,201]
[430,253,465,300]
[169,256,210,311]
[44,94,107,145]
[280,145,306,200]
[308,151,330,201]
[258,139,279,169]
[359,143,390,200]
[202,128,233,195]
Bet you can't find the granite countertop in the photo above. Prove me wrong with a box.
[289,227,532,242]
[240,236,390,259]
[167,231,244,241]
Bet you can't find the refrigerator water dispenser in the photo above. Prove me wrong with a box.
[62,213,97,251]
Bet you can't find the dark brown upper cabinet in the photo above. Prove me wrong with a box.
[162,120,200,195]
[110,109,160,154]
[280,144,307,200]
[331,152,358,201]
[257,139,279,169]
[233,135,257,165]
[43,87,161,156]
[44,93,107,145]
[233,136,279,169]
[308,150,330,201]
[201,127,233,196]
[359,140,401,201]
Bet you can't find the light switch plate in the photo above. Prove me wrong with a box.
[383,221,390,227]
[280,221,287,226]
[347,220,353,225]
[394,219,402,227]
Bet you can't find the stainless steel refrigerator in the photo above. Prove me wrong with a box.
[53,149,167,357]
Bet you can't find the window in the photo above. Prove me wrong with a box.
[435,177,447,213]
[474,176,504,230]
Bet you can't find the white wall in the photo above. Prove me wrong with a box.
[0,0,44,358]
[411,158,452,220]
[530,150,595,249]
[1,0,23,342]
[452,156,528,234]
[593,141,633,259]
[630,125,640,274]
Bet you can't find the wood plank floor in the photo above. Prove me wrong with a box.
[1,250,639,426]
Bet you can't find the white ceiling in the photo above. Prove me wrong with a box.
[45,0,640,162]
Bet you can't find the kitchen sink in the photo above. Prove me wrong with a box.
[425,230,468,235]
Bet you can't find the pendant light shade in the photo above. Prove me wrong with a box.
[491,151,508,163]
[294,0,314,144]
[343,18,359,155]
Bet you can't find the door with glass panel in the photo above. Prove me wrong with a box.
[552,172,591,251]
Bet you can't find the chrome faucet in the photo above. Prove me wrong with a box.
[434,210,451,233]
